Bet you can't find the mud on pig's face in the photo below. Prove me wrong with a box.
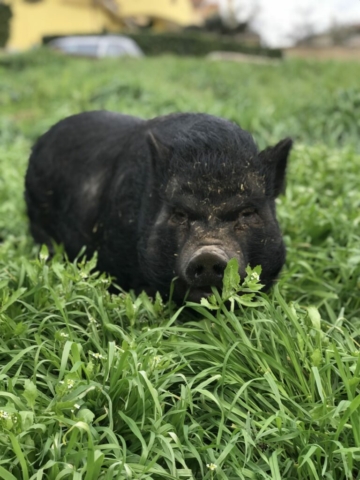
[141,130,292,304]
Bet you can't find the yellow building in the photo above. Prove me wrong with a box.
[5,0,201,50]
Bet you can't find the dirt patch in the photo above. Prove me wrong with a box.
[285,46,360,61]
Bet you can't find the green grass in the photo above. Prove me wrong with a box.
[0,49,360,479]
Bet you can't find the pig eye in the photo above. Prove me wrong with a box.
[241,208,257,218]
[235,208,259,229]
[170,210,188,225]
[222,209,257,222]
[236,208,259,225]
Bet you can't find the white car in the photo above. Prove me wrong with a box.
[48,35,144,58]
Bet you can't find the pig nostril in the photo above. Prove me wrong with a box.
[213,263,224,278]
[194,265,204,278]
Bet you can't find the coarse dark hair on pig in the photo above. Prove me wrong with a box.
[25,111,292,304]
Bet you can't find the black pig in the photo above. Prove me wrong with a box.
[25,111,292,303]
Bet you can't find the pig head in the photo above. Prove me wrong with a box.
[138,115,292,303]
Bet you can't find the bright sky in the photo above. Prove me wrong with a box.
[215,0,360,46]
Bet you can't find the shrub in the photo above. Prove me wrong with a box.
[0,2,12,48]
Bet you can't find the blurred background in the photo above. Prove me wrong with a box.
[1,0,360,60]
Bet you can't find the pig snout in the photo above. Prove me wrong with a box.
[184,246,230,287]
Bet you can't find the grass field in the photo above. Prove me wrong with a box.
[0,50,360,479]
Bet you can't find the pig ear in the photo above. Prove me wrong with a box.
[259,137,293,197]
[146,131,172,171]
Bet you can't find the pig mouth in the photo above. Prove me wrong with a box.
[171,276,221,304]
[186,285,216,303]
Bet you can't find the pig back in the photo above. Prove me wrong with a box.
[25,111,149,285]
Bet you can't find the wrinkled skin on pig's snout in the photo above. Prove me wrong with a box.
[138,121,292,304]
[25,111,292,305]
